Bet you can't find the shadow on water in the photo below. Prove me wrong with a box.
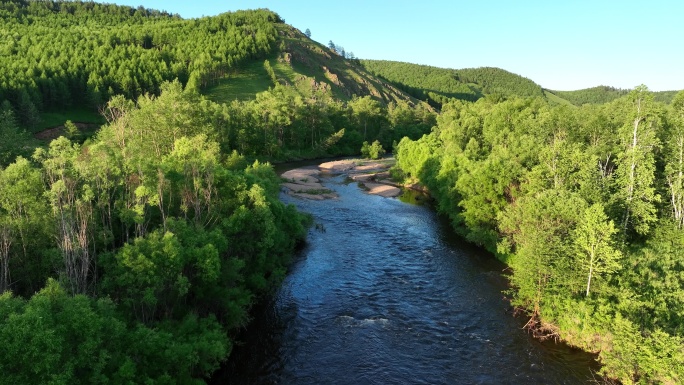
[210,162,600,385]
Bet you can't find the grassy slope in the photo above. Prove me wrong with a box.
[543,89,574,107]
[204,60,274,103]
[548,86,629,106]
[37,107,105,132]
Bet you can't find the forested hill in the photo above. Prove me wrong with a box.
[361,60,681,107]
[360,60,545,106]
[547,86,678,106]
[204,23,417,106]
[0,2,279,125]
[0,0,416,129]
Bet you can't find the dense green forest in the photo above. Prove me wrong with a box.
[394,86,684,383]
[3,1,684,383]
[0,1,279,125]
[0,0,433,164]
[547,86,631,106]
[0,79,314,383]
[548,86,678,106]
[0,2,436,383]
[361,60,681,109]
[361,60,545,106]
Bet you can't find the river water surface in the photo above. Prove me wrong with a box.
[211,166,598,384]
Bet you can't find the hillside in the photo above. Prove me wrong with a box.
[360,60,545,106]
[546,86,629,106]
[361,60,682,107]
[0,2,277,126]
[0,1,417,133]
[206,25,418,106]
[547,86,678,106]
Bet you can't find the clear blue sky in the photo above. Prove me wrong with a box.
[111,1,683,91]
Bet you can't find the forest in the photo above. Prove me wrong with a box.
[361,60,546,106]
[2,0,684,383]
[361,59,679,109]
[0,79,318,384]
[0,2,435,383]
[394,86,684,383]
[0,0,278,125]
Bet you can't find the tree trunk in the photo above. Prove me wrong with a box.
[585,264,593,297]
[0,226,11,293]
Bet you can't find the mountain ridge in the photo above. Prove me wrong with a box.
[360,59,680,106]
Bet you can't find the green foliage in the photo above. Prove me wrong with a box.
[0,101,33,166]
[611,85,660,237]
[0,80,312,382]
[572,204,621,297]
[664,90,684,228]
[360,140,385,159]
[0,2,279,116]
[361,60,545,106]
[394,88,684,383]
[549,86,630,106]
[500,190,586,312]
[0,279,230,384]
[63,119,80,140]
[263,59,278,85]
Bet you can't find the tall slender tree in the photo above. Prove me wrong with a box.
[613,85,660,236]
[573,204,621,296]
[665,90,684,228]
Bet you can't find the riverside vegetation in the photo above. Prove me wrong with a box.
[1,1,683,384]
[394,87,684,384]
[0,2,434,383]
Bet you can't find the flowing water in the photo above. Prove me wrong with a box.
[211,166,598,384]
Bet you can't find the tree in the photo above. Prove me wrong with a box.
[162,134,221,227]
[0,101,31,167]
[348,95,386,141]
[613,85,660,236]
[499,190,586,314]
[665,90,684,228]
[64,119,80,140]
[0,157,48,294]
[360,140,385,159]
[16,90,40,129]
[34,137,95,295]
[0,215,11,294]
[572,204,621,296]
[304,28,311,38]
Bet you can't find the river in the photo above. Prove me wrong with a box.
[211,164,599,384]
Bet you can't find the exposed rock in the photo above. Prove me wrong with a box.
[282,159,403,200]
[362,182,402,198]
